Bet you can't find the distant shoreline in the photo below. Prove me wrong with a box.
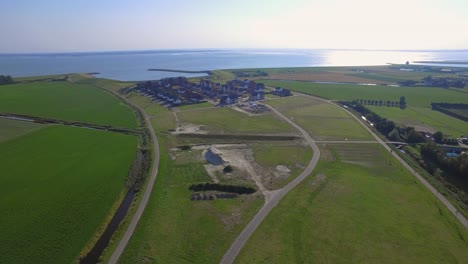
[147,68,212,75]
[413,60,468,65]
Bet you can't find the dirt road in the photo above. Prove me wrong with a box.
[220,104,321,264]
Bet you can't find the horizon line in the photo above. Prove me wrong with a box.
[2,47,468,56]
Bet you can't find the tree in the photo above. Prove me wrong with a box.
[433,131,443,143]
[0,75,14,85]
[407,129,425,143]
[388,128,401,141]
[399,96,406,109]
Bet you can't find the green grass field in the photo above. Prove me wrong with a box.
[252,143,313,189]
[236,154,468,263]
[368,106,468,137]
[0,81,138,128]
[119,135,263,263]
[177,107,296,135]
[0,125,137,264]
[0,119,45,142]
[263,80,468,108]
[268,96,372,140]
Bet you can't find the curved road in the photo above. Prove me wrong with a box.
[102,90,161,264]
[220,105,321,264]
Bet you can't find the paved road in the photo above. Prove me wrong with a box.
[300,92,468,229]
[99,89,161,263]
[220,105,321,264]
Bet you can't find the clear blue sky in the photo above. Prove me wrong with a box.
[2,0,468,53]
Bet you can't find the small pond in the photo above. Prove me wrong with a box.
[204,148,224,165]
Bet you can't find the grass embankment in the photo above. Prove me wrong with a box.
[0,81,138,128]
[263,80,468,136]
[0,125,137,264]
[177,107,296,135]
[236,96,468,263]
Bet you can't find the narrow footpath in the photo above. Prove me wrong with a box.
[220,104,321,264]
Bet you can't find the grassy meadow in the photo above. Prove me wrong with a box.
[236,152,468,263]
[252,143,314,189]
[235,96,468,263]
[263,80,468,135]
[177,107,296,135]
[368,106,468,137]
[268,96,372,141]
[0,125,137,264]
[119,143,263,263]
[0,81,137,128]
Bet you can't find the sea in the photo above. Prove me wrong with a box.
[1,49,468,81]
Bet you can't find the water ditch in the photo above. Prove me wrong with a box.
[79,189,135,264]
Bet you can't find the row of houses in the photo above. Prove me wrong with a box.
[136,77,291,106]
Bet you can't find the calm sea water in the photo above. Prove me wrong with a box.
[1,49,467,81]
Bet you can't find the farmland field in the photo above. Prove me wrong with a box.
[0,81,138,128]
[262,80,468,108]
[0,125,138,263]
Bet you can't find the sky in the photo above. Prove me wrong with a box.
[1,0,468,53]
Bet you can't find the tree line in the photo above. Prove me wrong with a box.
[0,75,14,85]
[355,96,406,109]
[346,100,423,143]
[189,182,257,194]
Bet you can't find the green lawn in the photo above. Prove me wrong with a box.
[368,106,468,137]
[236,143,468,263]
[0,81,138,128]
[268,96,372,140]
[177,107,296,135]
[0,125,137,264]
[119,136,263,264]
[263,80,468,108]
[0,118,45,142]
